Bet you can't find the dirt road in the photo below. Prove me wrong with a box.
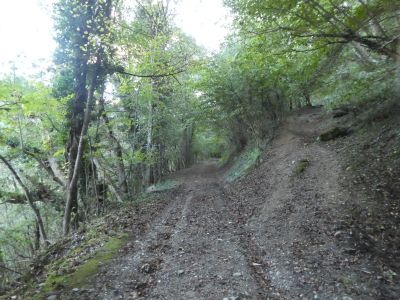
[65,107,399,299]
[81,163,264,299]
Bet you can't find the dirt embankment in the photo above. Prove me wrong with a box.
[36,106,400,300]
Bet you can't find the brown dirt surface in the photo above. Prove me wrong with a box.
[45,106,400,300]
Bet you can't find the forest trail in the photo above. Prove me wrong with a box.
[62,107,389,300]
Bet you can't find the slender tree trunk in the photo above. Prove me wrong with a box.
[98,93,129,199]
[66,45,90,230]
[34,220,40,251]
[303,90,312,107]
[93,158,124,203]
[181,124,193,168]
[145,99,153,185]
[0,155,49,246]
[63,66,98,235]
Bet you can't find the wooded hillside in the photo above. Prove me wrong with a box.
[0,0,399,297]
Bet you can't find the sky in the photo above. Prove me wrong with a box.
[174,0,232,52]
[0,0,231,77]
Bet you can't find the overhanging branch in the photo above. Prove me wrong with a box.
[115,68,187,78]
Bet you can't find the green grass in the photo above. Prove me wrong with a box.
[225,147,262,182]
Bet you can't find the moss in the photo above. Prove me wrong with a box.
[68,245,85,257]
[218,149,233,166]
[32,234,128,300]
[226,147,262,182]
[294,159,310,175]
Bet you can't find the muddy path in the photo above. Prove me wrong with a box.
[61,107,399,299]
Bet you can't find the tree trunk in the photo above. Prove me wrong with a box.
[181,124,194,168]
[303,91,312,107]
[0,155,49,246]
[93,158,124,203]
[145,99,153,185]
[63,66,99,235]
[65,70,88,230]
[98,92,129,199]
[34,220,40,251]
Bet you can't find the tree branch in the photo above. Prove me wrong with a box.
[0,155,49,246]
[114,67,187,78]
[23,149,66,187]
[0,264,22,275]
